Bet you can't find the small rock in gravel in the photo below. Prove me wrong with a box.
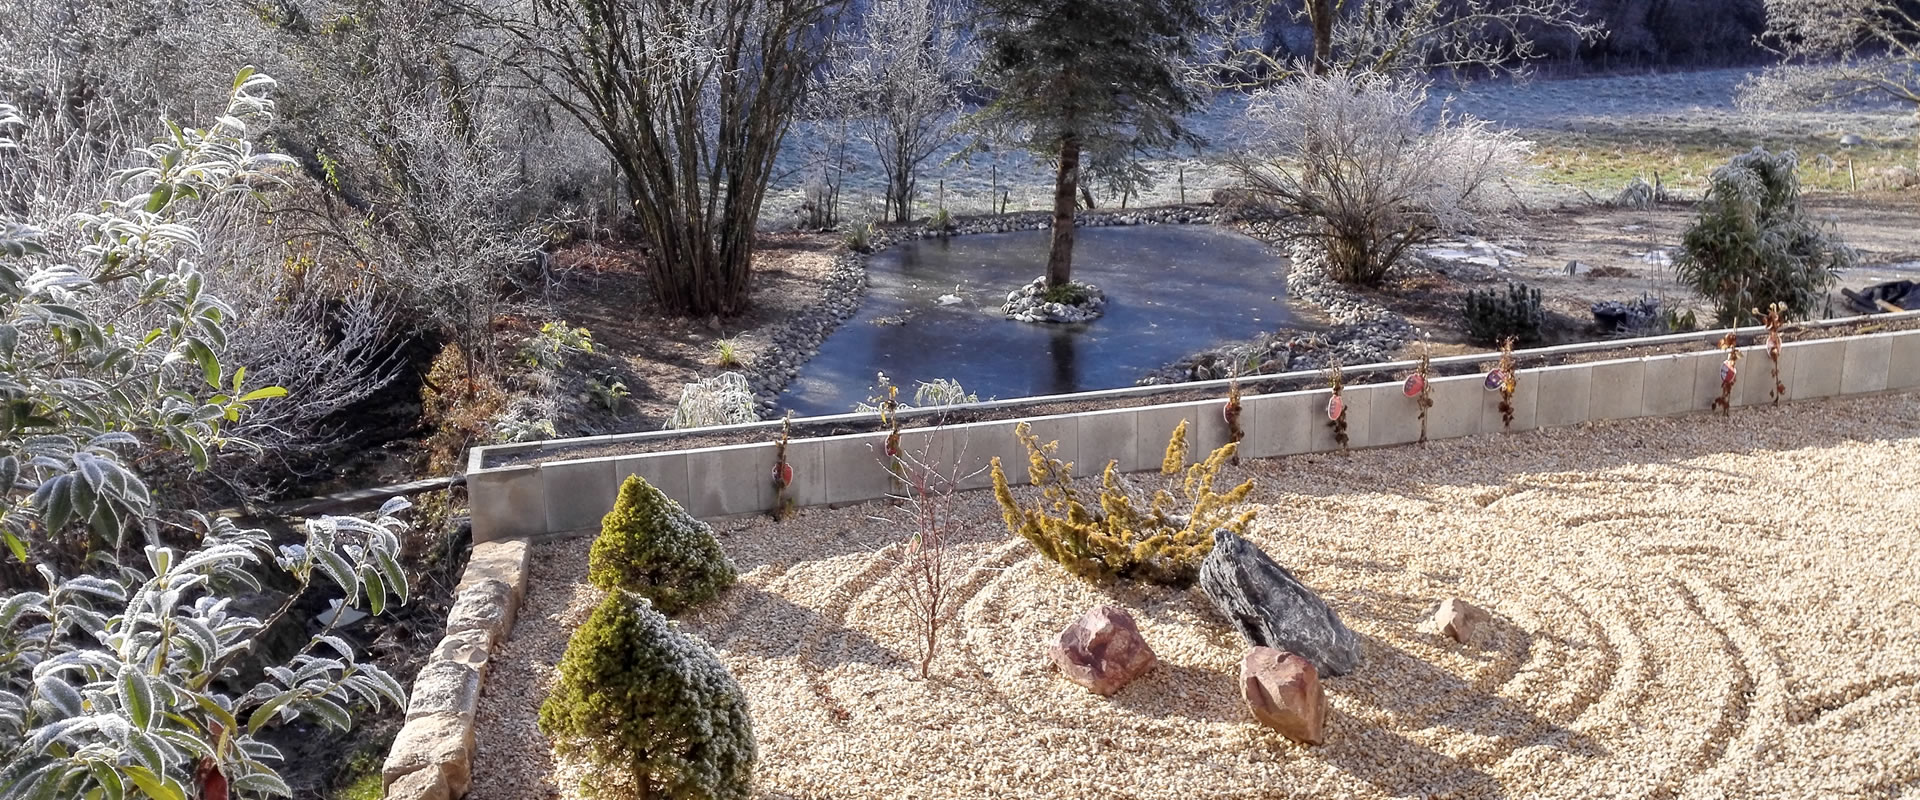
[1240,647,1327,746]
[1199,529,1360,677]
[1049,605,1157,696]
[1431,597,1491,644]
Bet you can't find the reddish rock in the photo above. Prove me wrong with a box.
[1049,605,1157,696]
[1433,597,1491,644]
[1240,647,1327,745]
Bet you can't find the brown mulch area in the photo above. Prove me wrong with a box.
[537,232,841,432]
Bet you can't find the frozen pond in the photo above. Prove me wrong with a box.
[777,225,1304,415]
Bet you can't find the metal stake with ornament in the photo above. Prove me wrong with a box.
[1327,360,1350,451]
[1493,338,1519,429]
[1713,331,1740,415]
[1224,368,1245,464]
[1407,336,1435,444]
[771,413,797,520]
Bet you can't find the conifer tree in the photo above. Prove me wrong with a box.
[540,591,755,800]
[972,0,1203,289]
[589,475,737,615]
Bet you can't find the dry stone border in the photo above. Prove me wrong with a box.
[383,538,530,800]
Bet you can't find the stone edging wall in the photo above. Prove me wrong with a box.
[469,324,1920,542]
[381,538,530,800]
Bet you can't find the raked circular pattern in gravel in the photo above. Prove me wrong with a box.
[471,391,1920,800]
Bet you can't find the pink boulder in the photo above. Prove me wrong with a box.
[1433,597,1491,644]
[1240,647,1327,745]
[1049,605,1157,696]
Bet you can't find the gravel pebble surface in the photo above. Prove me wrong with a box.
[473,392,1920,800]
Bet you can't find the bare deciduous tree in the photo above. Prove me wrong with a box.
[1235,70,1533,284]
[1742,0,1920,114]
[872,425,982,679]
[487,0,843,316]
[823,0,972,223]
[1212,0,1604,86]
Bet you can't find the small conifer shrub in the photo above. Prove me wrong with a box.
[589,475,737,615]
[1463,281,1545,346]
[990,420,1255,587]
[539,591,756,800]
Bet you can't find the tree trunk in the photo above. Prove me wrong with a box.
[1047,133,1081,289]
[1306,0,1334,75]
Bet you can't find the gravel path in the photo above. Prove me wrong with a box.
[473,391,1920,800]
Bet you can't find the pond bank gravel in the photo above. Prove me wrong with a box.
[472,391,1920,800]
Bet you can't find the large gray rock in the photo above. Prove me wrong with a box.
[1199,530,1360,677]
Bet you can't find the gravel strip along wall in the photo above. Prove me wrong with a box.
[470,314,1920,542]
[382,538,531,800]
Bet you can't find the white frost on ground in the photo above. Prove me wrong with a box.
[767,67,1916,224]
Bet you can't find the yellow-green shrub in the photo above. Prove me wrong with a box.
[991,420,1255,587]
[588,475,736,615]
[538,591,755,800]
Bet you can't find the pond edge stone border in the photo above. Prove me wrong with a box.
[383,538,531,800]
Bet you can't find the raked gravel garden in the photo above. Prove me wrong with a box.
[472,390,1920,800]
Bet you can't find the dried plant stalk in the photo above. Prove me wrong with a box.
[1497,338,1518,429]
[1414,338,1435,444]
[1714,332,1741,415]
[1760,302,1787,405]
[1224,371,1245,465]
[772,414,796,520]
[1328,360,1349,451]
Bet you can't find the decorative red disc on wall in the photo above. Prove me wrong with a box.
[1327,394,1345,421]
[1403,373,1427,397]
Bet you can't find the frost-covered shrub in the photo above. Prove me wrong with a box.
[2,503,414,800]
[665,373,758,430]
[588,476,736,615]
[853,373,978,413]
[1236,71,1533,285]
[1676,148,1851,325]
[0,72,412,800]
[539,591,755,800]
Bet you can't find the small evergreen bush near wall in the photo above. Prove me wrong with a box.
[1463,281,1546,346]
[1676,148,1851,326]
[539,591,756,800]
[588,475,737,615]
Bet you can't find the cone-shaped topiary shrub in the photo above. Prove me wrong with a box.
[540,590,755,800]
[589,475,737,615]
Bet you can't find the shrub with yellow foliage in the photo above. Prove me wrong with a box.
[990,419,1255,587]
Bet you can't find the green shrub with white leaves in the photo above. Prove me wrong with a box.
[0,70,412,800]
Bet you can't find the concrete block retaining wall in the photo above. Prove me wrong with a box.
[468,320,1920,542]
